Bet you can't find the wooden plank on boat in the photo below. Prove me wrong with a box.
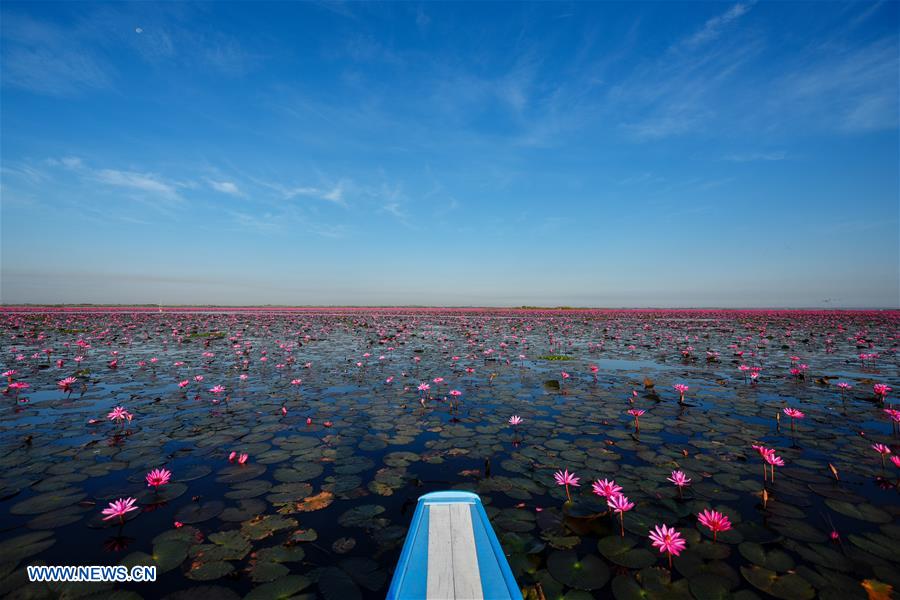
[449,503,483,599]
[427,504,455,598]
[387,491,522,600]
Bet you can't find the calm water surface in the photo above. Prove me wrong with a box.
[0,309,898,599]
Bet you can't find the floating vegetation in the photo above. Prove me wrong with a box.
[0,307,897,598]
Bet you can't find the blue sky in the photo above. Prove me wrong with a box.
[1,1,898,307]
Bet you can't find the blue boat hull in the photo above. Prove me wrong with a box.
[387,491,523,600]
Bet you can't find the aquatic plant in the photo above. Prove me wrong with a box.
[648,524,686,569]
[783,407,805,431]
[102,497,138,524]
[871,443,891,469]
[627,408,644,433]
[554,469,580,502]
[696,508,732,542]
[592,478,622,498]
[667,470,691,499]
[145,468,172,490]
[607,493,634,537]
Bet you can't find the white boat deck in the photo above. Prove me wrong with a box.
[387,490,521,600]
[427,503,484,599]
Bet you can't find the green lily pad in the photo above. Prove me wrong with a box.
[10,489,86,515]
[220,499,266,522]
[847,532,900,561]
[289,528,318,543]
[241,515,298,541]
[224,479,272,500]
[174,501,224,524]
[273,462,323,482]
[340,557,387,591]
[338,504,386,528]
[0,531,55,564]
[250,561,289,583]
[185,560,234,581]
[255,545,306,563]
[688,572,735,600]
[740,566,814,599]
[295,490,334,512]
[26,505,88,529]
[138,482,188,504]
[318,566,361,600]
[738,542,795,571]
[216,463,267,483]
[597,535,656,569]
[824,499,891,524]
[547,550,610,590]
[244,574,312,600]
[151,540,189,573]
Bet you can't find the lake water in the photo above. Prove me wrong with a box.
[1,308,898,599]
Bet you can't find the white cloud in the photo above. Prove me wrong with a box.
[93,168,179,198]
[724,151,787,162]
[684,2,755,48]
[1,14,113,96]
[382,202,406,219]
[209,180,241,195]
[321,182,344,204]
[281,181,348,206]
[228,210,281,233]
[60,156,83,169]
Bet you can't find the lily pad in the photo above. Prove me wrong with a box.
[241,515,298,540]
[338,504,386,528]
[10,489,86,515]
[740,566,814,599]
[295,490,334,512]
[597,536,656,569]
[547,550,610,590]
[738,542,794,572]
[824,499,891,524]
[185,560,234,581]
[175,501,224,524]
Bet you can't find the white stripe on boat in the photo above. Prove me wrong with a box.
[427,503,484,599]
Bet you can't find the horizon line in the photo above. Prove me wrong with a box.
[1,304,898,312]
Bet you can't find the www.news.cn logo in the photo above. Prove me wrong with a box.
[27,565,157,583]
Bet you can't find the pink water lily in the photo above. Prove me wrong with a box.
[627,408,645,432]
[102,497,139,524]
[607,493,634,537]
[228,451,249,465]
[753,445,785,481]
[668,470,691,498]
[146,468,172,489]
[592,478,622,498]
[697,508,732,542]
[107,406,132,426]
[648,524,686,568]
[783,407,804,431]
[872,443,891,468]
[554,469,580,502]
[57,376,78,391]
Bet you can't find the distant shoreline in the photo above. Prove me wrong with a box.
[1,305,897,314]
